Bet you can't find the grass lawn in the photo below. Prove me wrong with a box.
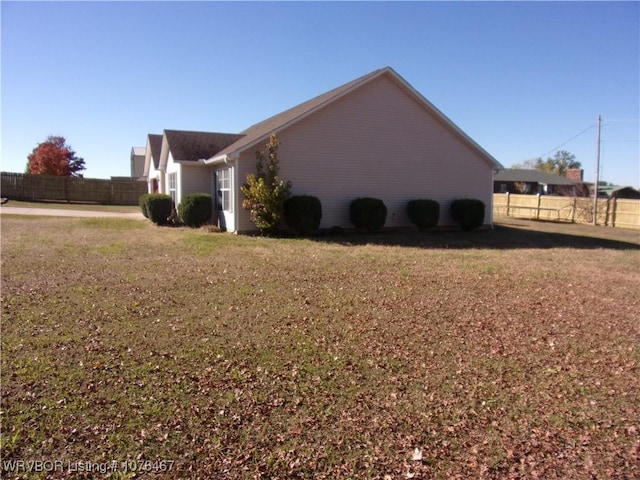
[2,200,140,213]
[1,216,638,479]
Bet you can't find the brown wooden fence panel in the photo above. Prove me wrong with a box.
[67,177,111,203]
[493,193,639,229]
[24,174,68,201]
[1,172,147,205]
[111,178,148,205]
[611,199,640,228]
[0,172,23,198]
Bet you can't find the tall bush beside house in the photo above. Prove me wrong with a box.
[145,194,173,226]
[407,199,440,230]
[451,198,485,231]
[350,197,387,232]
[179,193,212,227]
[284,195,322,235]
[241,133,292,235]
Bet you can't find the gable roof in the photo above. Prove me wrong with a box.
[142,133,164,177]
[494,168,578,185]
[163,130,244,161]
[147,134,163,169]
[597,185,640,197]
[131,147,146,157]
[207,67,502,169]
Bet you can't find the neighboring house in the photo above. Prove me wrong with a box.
[130,147,146,179]
[145,130,243,207]
[494,169,578,196]
[144,134,163,193]
[597,185,640,199]
[140,66,502,233]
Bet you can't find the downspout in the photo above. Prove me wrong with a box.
[159,171,166,194]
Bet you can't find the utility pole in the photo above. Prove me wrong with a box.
[592,114,601,226]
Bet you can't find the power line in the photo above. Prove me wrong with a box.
[537,124,596,158]
[603,118,639,123]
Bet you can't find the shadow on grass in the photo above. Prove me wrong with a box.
[309,222,640,250]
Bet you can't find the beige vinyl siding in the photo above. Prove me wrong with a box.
[164,150,213,208]
[179,163,212,205]
[237,74,493,231]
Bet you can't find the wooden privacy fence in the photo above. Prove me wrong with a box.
[493,193,640,229]
[1,172,147,205]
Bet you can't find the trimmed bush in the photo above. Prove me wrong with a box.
[450,198,485,231]
[350,197,387,233]
[145,194,173,226]
[284,195,322,235]
[407,199,440,230]
[139,193,152,218]
[179,193,212,227]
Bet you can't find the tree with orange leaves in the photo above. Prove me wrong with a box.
[26,136,86,177]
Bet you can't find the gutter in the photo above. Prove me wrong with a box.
[205,152,239,165]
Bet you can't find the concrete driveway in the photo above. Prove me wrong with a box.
[0,206,145,219]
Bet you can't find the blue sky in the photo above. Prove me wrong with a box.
[2,1,638,187]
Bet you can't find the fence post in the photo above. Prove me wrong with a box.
[506,192,510,217]
[536,193,541,220]
[609,196,616,228]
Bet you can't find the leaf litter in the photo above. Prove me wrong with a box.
[1,216,638,479]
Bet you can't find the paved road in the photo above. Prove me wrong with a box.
[0,206,145,219]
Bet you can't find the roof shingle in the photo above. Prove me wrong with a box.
[164,130,245,161]
[494,169,577,185]
[147,134,163,169]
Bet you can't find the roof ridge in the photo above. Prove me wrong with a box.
[206,66,500,169]
[239,67,387,134]
[163,130,246,161]
[163,128,242,136]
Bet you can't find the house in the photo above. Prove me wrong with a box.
[141,67,502,232]
[130,147,146,179]
[144,134,163,193]
[494,169,578,196]
[596,185,640,199]
[144,130,243,206]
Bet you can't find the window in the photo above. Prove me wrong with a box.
[168,172,177,205]
[217,167,233,212]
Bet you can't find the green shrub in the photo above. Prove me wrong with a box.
[450,198,485,231]
[241,134,291,235]
[138,193,152,218]
[179,193,212,227]
[145,194,173,226]
[327,226,345,236]
[284,195,322,235]
[350,197,387,232]
[407,199,440,230]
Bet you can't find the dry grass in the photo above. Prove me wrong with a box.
[1,216,639,479]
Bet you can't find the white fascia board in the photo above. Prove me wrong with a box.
[158,134,170,173]
[174,159,208,165]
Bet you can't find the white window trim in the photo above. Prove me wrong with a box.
[168,172,177,205]
[217,167,233,213]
